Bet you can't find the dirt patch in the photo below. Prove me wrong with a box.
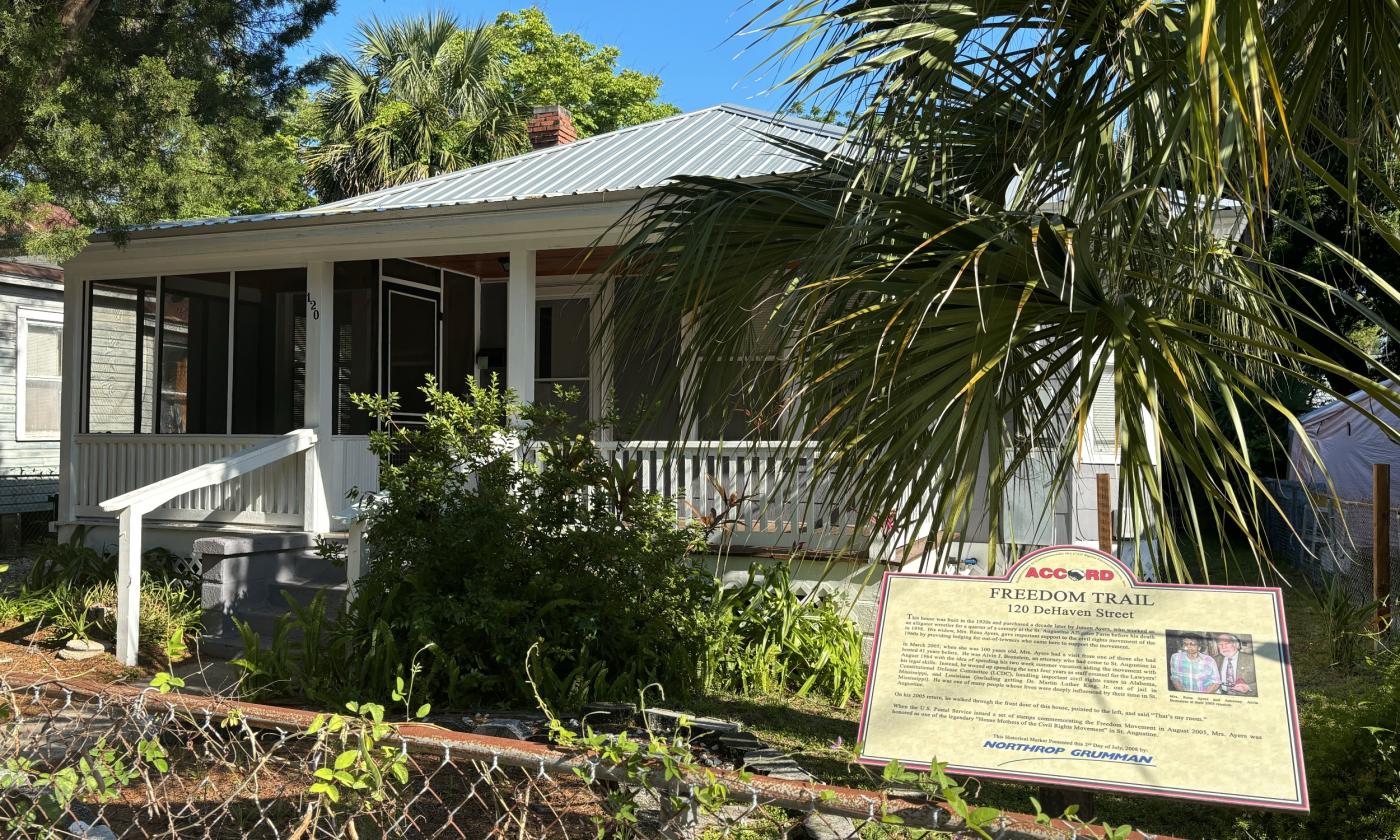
[0,619,149,685]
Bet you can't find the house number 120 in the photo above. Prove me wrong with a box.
[306,294,320,320]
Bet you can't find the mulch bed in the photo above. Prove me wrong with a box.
[0,618,151,685]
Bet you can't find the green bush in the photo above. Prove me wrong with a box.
[699,563,866,706]
[264,379,711,708]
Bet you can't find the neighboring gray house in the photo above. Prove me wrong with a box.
[0,259,63,548]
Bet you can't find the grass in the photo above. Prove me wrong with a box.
[674,537,1391,840]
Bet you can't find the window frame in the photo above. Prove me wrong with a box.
[16,307,64,442]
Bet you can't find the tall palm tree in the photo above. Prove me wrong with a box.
[303,13,528,202]
[607,2,1400,579]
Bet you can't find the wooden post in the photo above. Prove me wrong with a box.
[1375,463,1392,633]
[1097,472,1113,554]
[115,507,144,667]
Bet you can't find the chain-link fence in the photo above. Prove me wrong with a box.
[0,671,1172,840]
[1261,477,1400,610]
[0,467,58,564]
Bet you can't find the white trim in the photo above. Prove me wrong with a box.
[506,249,537,405]
[16,308,64,442]
[225,271,235,433]
[65,200,633,279]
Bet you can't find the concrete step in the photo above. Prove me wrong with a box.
[196,530,352,659]
[272,549,346,586]
[268,577,347,615]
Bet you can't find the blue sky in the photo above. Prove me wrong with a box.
[288,1,789,113]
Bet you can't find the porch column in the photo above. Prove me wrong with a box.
[506,248,537,405]
[58,270,86,524]
[302,261,334,533]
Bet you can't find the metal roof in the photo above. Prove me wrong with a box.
[142,104,844,233]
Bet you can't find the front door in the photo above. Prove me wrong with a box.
[380,276,441,426]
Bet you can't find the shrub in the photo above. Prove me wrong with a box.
[698,563,866,706]
[297,379,709,708]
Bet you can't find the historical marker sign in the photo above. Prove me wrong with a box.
[857,546,1308,811]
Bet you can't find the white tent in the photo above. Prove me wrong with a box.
[1290,382,1400,502]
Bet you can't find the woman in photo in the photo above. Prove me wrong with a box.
[1169,632,1221,693]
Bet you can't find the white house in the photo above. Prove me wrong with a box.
[59,105,1127,663]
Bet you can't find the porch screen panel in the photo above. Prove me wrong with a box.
[382,258,441,287]
[86,278,156,433]
[477,281,507,389]
[535,298,590,427]
[441,270,477,396]
[613,318,681,441]
[333,260,378,435]
[159,274,230,433]
[697,299,787,440]
[232,268,306,434]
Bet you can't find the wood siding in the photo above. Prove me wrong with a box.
[0,274,63,513]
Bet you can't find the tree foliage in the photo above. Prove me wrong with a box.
[302,14,527,204]
[0,0,330,257]
[607,1,1400,579]
[492,6,679,137]
[302,8,680,201]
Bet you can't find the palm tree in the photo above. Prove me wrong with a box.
[303,13,528,202]
[606,2,1400,579]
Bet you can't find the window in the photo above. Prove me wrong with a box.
[17,309,62,440]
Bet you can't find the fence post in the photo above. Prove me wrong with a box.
[1375,463,1392,633]
[1097,473,1112,554]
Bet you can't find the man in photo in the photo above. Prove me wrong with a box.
[1169,632,1220,693]
[1214,632,1256,696]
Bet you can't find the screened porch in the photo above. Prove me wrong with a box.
[66,249,891,556]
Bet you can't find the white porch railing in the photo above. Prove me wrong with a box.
[74,434,308,526]
[598,440,877,553]
[98,429,318,666]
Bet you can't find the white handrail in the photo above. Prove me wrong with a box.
[101,428,318,666]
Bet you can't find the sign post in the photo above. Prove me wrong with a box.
[858,546,1308,812]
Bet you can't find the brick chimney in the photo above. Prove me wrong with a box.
[528,105,577,149]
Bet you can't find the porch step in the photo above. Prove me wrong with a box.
[268,576,348,614]
[195,532,350,658]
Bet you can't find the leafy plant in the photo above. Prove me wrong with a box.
[25,525,109,590]
[262,378,710,709]
[232,591,348,704]
[305,701,420,808]
[699,563,866,706]
[45,581,95,642]
[1310,574,1383,669]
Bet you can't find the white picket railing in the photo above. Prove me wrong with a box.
[98,429,318,666]
[597,440,875,553]
[74,434,307,526]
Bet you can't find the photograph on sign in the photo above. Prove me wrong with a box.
[856,546,1307,811]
